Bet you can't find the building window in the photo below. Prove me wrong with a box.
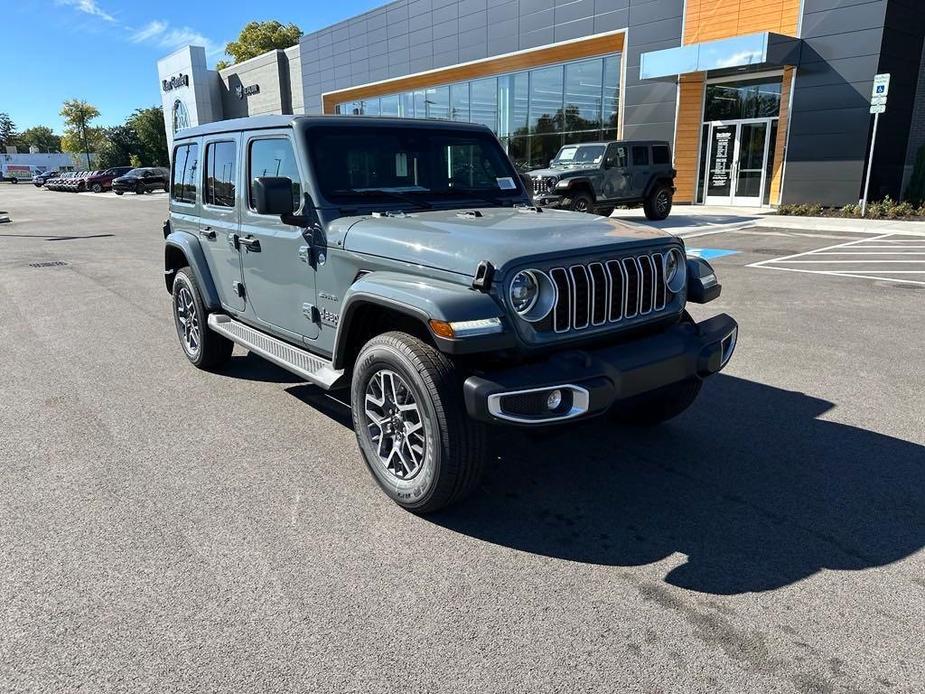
[704,78,781,121]
[172,100,190,133]
[335,52,623,172]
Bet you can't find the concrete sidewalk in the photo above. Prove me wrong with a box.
[611,205,925,237]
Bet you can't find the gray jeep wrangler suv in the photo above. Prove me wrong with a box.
[530,141,676,220]
[164,115,736,513]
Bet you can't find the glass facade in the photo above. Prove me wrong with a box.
[335,53,621,172]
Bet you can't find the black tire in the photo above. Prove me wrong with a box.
[597,206,615,217]
[612,378,703,426]
[10,178,18,184]
[171,267,233,370]
[564,190,594,213]
[91,183,103,193]
[643,185,673,221]
[351,331,487,514]
[114,190,123,195]
[135,183,145,195]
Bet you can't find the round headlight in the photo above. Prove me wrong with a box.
[510,270,539,313]
[509,269,556,322]
[547,176,559,187]
[664,248,686,294]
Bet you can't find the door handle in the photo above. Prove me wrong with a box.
[199,227,215,240]
[238,236,261,251]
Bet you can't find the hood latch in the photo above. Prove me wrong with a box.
[471,261,494,292]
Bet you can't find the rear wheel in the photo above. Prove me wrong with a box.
[644,185,673,221]
[135,183,145,195]
[351,331,486,513]
[172,267,233,370]
[91,183,103,193]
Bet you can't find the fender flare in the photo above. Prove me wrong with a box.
[644,175,676,199]
[561,176,596,198]
[332,271,509,370]
[164,231,221,310]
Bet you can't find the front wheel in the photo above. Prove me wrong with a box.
[172,267,233,370]
[114,190,123,196]
[91,183,103,193]
[351,332,486,513]
[564,190,594,213]
[10,178,18,184]
[135,183,145,195]
[643,185,673,221]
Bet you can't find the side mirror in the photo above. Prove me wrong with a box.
[254,177,294,216]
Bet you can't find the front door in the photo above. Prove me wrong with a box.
[704,119,771,206]
[238,132,319,342]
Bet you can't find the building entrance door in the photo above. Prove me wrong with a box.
[703,119,772,206]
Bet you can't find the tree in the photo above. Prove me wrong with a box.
[127,106,168,167]
[215,21,302,70]
[96,125,141,169]
[0,113,17,151]
[60,99,101,168]
[17,126,62,153]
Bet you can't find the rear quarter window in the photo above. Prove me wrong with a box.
[652,145,671,165]
[172,143,199,204]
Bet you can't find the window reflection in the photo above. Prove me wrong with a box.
[704,78,781,120]
[335,52,622,172]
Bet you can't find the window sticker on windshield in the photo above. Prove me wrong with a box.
[558,147,577,161]
[496,177,516,190]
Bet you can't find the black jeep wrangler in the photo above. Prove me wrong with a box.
[529,140,676,220]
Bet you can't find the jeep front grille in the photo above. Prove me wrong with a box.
[549,252,668,333]
[532,176,553,194]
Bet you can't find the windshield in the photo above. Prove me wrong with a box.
[551,144,606,168]
[309,126,525,207]
[126,168,145,177]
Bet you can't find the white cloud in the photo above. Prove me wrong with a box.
[130,20,167,43]
[56,0,115,22]
[129,19,221,56]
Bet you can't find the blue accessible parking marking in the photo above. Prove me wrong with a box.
[686,248,739,260]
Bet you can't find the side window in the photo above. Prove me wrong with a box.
[606,145,627,168]
[248,138,301,212]
[205,141,236,207]
[171,143,199,204]
[632,146,650,166]
[652,145,671,165]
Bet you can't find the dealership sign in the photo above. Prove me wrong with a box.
[235,84,260,99]
[162,74,190,92]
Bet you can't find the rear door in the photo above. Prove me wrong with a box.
[238,131,318,341]
[630,145,652,196]
[197,136,245,312]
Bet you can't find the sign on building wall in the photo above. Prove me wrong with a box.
[162,74,190,92]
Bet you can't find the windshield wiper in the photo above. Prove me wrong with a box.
[331,188,433,210]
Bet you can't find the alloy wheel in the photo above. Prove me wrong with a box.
[175,286,201,356]
[364,369,426,480]
[656,190,670,215]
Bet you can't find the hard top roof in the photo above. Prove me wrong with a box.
[172,114,493,140]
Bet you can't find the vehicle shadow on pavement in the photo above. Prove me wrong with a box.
[428,374,925,595]
[222,352,305,384]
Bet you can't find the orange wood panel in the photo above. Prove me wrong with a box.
[322,32,625,113]
[768,67,793,205]
[674,73,706,203]
[684,0,800,44]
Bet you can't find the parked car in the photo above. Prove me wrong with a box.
[85,166,133,193]
[45,172,74,191]
[528,140,677,220]
[163,115,737,513]
[32,171,60,187]
[113,167,169,195]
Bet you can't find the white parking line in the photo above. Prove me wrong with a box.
[747,233,925,286]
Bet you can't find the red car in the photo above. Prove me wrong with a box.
[84,166,133,193]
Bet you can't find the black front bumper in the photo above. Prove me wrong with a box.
[464,313,737,425]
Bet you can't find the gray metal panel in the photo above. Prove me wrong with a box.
[782,0,890,206]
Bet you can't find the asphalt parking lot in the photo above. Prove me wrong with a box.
[1,184,922,693]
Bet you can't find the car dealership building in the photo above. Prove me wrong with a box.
[158,0,925,207]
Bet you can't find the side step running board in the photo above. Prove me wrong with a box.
[207,314,344,390]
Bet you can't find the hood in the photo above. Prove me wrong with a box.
[113,175,137,182]
[341,207,673,277]
[529,166,598,179]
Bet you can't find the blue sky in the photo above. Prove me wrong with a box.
[3,0,385,132]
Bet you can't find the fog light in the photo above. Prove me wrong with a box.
[546,389,562,411]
